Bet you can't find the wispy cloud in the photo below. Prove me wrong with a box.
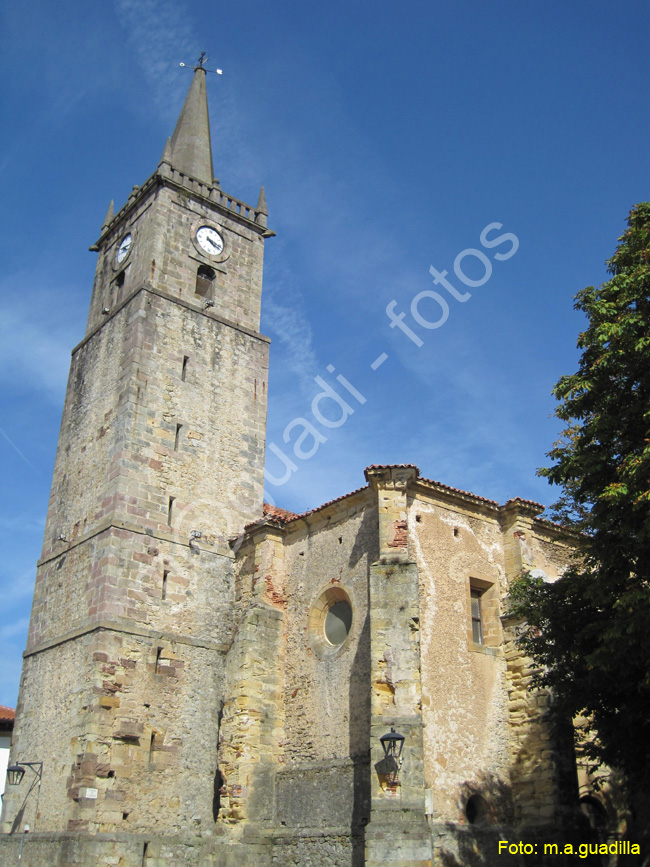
[263,260,320,396]
[0,286,75,404]
[0,617,29,643]
[112,0,198,118]
[0,567,37,608]
[0,512,45,535]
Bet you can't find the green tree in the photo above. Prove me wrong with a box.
[510,203,650,846]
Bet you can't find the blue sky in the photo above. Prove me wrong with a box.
[1,0,649,706]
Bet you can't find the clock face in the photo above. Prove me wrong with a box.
[196,226,224,256]
[116,233,133,264]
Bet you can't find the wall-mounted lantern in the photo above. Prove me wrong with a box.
[6,765,26,787]
[380,727,405,760]
[378,727,405,789]
[5,761,43,833]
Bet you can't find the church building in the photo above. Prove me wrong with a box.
[1,60,606,866]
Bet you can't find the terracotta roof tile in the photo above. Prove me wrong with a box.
[365,463,420,472]
[262,503,298,523]
[244,467,550,538]
[503,496,545,513]
[282,485,369,522]
[418,476,499,506]
[250,486,370,531]
[0,705,15,723]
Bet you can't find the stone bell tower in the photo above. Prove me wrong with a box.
[2,58,271,858]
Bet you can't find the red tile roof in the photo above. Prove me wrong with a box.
[0,706,15,723]
[503,496,545,513]
[282,485,369,522]
[248,465,548,535]
[365,463,420,472]
[418,476,499,506]
[263,503,298,523]
[255,485,369,530]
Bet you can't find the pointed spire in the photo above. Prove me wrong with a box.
[102,199,114,230]
[169,67,214,185]
[255,186,268,228]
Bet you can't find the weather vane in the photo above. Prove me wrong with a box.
[180,51,223,75]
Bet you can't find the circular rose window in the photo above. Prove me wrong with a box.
[308,587,354,657]
[324,599,353,646]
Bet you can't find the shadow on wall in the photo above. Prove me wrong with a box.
[347,502,378,572]
[434,737,610,867]
[349,606,371,867]
[348,502,377,865]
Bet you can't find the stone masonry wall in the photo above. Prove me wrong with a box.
[11,242,268,841]
[500,513,577,828]
[28,531,235,654]
[4,627,226,838]
[29,284,267,650]
[88,179,266,336]
[280,493,376,768]
[219,493,377,852]
[44,288,267,561]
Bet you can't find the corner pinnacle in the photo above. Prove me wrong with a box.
[256,186,268,228]
[102,200,114,230]
[256,186,268,215]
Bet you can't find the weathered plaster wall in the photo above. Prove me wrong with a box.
[409,492,510,826]
[501,517,578,827]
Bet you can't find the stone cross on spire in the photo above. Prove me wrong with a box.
[168,55,216,185]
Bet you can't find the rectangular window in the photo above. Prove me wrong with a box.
[195,265,215,298]
[470,589,483,644]
[167,496,175,527]
[149,732,162,763]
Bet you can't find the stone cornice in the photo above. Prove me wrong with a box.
[23,620,230,660]
[94,165,272,250]
[38,516,234,568]
[72,283,271,356]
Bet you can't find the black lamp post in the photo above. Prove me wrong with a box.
[5,762,43,835]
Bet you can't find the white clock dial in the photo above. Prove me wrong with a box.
[196,226,224,256]
[116,233,133,264]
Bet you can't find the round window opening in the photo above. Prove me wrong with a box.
[465,794,489,826]
[324,600,353,646]
[308,587,354,658]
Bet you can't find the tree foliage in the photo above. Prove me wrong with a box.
[510,203,650,804]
